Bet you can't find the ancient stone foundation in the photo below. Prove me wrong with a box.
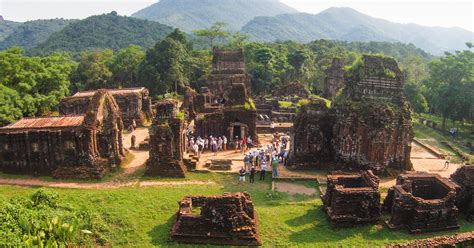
[145,99,187,177]
[321,170,381,226]
[383,172,459,233]
[386,231,474,248]
[170,192,261,246]
[451,165,474,221]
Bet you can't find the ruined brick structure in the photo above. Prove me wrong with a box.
[323,58,345,99]
[321,170,381,226]
[272,81,309,99]
[189,48,257,144]
[0,90,125,179]
[451,165,474,221]
[387,231,474,248]
[289,55,413,175]
[206,48,251,100]
[170,192,261,246]
[145,99,187,177]
[383,172,459,233]
[60,87,153,126]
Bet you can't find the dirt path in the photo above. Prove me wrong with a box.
[274,182,317,195]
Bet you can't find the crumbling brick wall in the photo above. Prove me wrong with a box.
[323,58,345,99]
[321,170,381,226]
[145,99,187,177]
[451,165,474,221]
[0,90,125,179]
[289,55,413,175]
[383,172,459,233]
[170,192,261,246]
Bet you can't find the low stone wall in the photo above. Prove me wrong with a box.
[386,231,474,248]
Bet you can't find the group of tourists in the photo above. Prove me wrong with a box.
[187,135,228,158]
[238,134,289,183]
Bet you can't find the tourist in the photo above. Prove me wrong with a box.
[193,142,199,157]
[247,136,253,149]
[204,137,209,152]
[272,156,279,178]
[211,138,218,156]
[260,161,267,181]
[223,136,227,151]
[132,118,137,130]
[270,121,275,132]
[444,154,451,169]
[241,136,247,154]
[249,166,256,183]
[130,134,136,149]
[239,167,246,184]
[235,136,240,151]
[261,156,267,174]
[217,137,223,151]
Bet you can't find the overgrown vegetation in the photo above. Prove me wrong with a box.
[0,189,116,246]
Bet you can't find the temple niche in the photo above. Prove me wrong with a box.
[383,172,459,233]
[321,170,381,226]
[170,192,261,246]
[451,165,474,221]
[0,90,125,179]
[289,55,413,175]
[323,58,345,99]
[60,87,153,127]
[145,99,187,178]
[189,48,257,144]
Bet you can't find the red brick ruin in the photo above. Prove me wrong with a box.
[322,170,381,226]
[186,48,258,144]
[145,99,187,177]
[451,165,474,221]
[170,192,261,246]
[60,87,153,127]
[0,90,125,179]
[289,55,414,175]
[383,172,459,233]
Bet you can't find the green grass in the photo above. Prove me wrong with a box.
[278,101,295,109]
[2,172,474,247]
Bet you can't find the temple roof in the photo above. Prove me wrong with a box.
[0,115,85,131]
[72,87,146,98]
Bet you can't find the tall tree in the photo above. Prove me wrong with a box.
[70,49,114,91]
[110,45,145,88]
[193,22,230,48]
[426,44,474,129]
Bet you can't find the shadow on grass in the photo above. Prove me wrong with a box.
[148,215,176,246]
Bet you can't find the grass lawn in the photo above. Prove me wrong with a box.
[2,172,474,247]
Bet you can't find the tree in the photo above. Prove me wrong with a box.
[70,49,114,91]
[227,32,249,48]
[139,29,191,95]
[193,22,230,48]
[404,81,429,113]
[287,48,312,82]
[110,45,145,88]
[426,44,474,129]
[0,47,76,124]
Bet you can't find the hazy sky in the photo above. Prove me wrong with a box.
[1,0,472,31]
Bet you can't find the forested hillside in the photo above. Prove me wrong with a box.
[241,7,473,55]
[32,12,174,54]
[132,0,297,32]
[0,18,21,41]
[0,19,76,50]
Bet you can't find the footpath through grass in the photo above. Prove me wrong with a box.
[2,172,474,247]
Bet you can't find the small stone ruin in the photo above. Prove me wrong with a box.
[145,99,187,177]
[451,165,474,221]
[321,170,381,226]
[323,58,345,99]
[383,172,459,233]
[170,192,261,246]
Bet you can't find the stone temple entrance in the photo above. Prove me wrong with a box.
[229,121,248,145]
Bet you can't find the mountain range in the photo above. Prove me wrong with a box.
[240,7,473,55]
[0,1,472,55]
[131,0,297,32]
